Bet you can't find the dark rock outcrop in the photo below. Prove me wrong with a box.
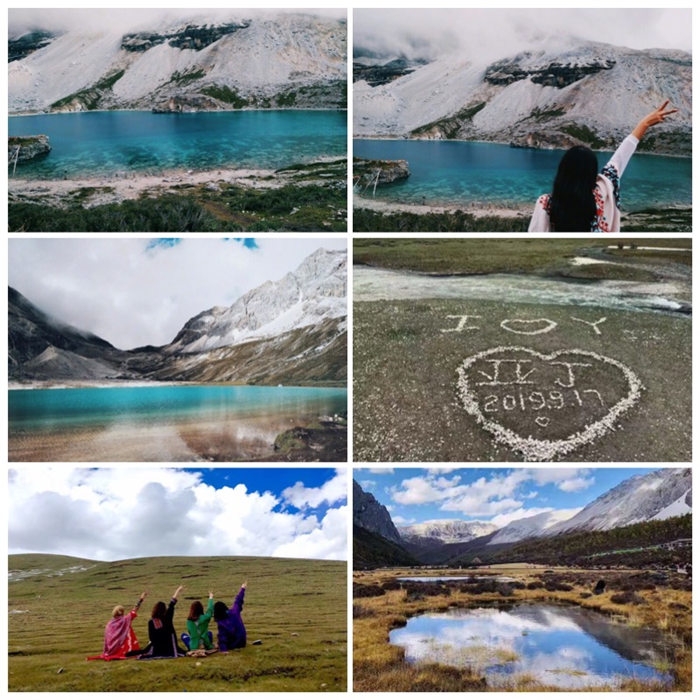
[353,58,426,87]
[121,22,251,52]
[485,55,616,88]
[353,480,403,544]
[9,31,55,62]
[8,135,51,164]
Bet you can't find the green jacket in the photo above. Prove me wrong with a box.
[186,598,214,650]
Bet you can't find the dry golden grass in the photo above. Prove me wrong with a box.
[353,566,691,692]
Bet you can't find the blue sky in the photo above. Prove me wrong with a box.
[354,468,659,528]
[8,237,346,349]
[9,467,348,561]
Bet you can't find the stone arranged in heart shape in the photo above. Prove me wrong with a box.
[456,346,644,461]
[500,318,557,335]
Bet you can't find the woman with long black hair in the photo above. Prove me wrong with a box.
[528,101,676,232]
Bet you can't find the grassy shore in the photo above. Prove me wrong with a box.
[9,160,347,232]
[353,566,691,692]
[353,204,692,233]
[8,554,347,692]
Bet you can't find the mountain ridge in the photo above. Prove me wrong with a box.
[354,39,691,155]
[9,248,346,385]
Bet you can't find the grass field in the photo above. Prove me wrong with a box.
[353,565,691,692]
[353,238,692,276]
[8,553,347,692]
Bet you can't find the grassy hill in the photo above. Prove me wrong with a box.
[8,553,347,692]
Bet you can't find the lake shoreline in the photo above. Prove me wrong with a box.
[9,157,348,209]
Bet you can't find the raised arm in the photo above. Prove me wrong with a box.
[233,582,247,612]
[631,100,677,141]
[172,585,184,601]
[202,592,215,621]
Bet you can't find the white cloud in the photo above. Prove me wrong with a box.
[8,468,347,561]
[354,9,692,61]
[9,8,345,37]
[388,469,596,521]
[282,468,347,510]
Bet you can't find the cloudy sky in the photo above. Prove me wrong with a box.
[8,467,347,561]
[354,9,692,61]
[9,237,346,349]
[355,468,658,528]
[9,8,346,35]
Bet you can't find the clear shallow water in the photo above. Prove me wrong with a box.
[354,267,691,315]
[8,384,347,461]
[9,110,346,178]
[354,139,691,210]
[390,604,673,689]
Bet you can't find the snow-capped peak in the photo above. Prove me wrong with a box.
[166,248,346,354]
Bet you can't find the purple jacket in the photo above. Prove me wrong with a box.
[217,586,246,651]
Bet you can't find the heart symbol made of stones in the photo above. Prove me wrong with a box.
[456,346,643,461]
[500,318,557,335]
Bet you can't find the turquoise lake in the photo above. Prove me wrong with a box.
[354,139,691,211]
[8,384,347,462]
[9,110,347,178]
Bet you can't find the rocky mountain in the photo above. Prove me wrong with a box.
[488,509,581,545]
[353,480,402,544]
[9,12,346,113]
[8,248,346,385]
[354,40,691,155]
[400,519,496,545]
[548,468,691,535]
[165,248,346,355]
[9,286,131,380]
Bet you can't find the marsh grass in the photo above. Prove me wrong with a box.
[9,554,346,692]
[353,566,691,692]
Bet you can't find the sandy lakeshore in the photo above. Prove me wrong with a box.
[354,193,532,219]
[8,166,280,208]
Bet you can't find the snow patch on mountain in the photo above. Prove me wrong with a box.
[651,489,692,521]
[489,508,581,545]
[399,519,497,544]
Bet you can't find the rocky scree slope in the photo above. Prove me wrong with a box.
[354,40,691,155]
[9,12,347,113]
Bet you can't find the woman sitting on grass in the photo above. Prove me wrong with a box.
[528,100,677,232]
[181,592,215,653]
[139,584,187,658]
[213,581,247,652]
[87,591,147,660]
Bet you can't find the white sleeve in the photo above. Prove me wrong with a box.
[528,196,551,232]
[603,134,639,179]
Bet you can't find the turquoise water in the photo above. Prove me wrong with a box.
[354,139,691,211]
[9,384,347,431]
[390,604,673,689]
[9,110,346,178]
